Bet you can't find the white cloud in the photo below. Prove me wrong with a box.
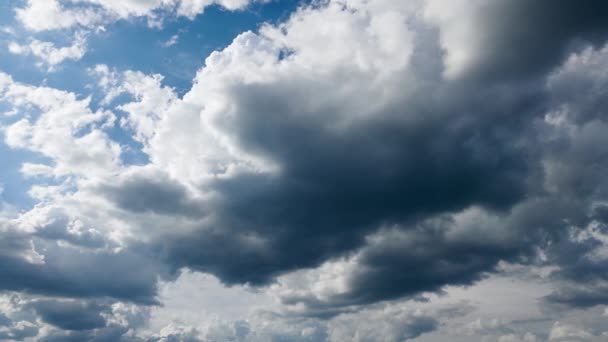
[15,0,107,32]
[422,0,484,79]
[89,64,122,104]
[176,0,252,19]
[81,0,419,187]
[0,72,119,178]
[90,65,261,183]
[499,333,537,342]
[20,163,56,178]
[15,0,257,31]
[549,322,593,341]
[0,26,16,36]
[161,34,179,47]
[7,32,88,71]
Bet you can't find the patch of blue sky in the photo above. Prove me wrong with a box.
[2,1,306,94]
[0,101,57,209]
[0,144,53,210]
[82,0,305,94]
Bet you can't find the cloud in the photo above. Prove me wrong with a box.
[0,208,160,305]
[0,241,160,304]
[549,321,594,341]
[15,0,108,32]
[0,295,152,342]
[27,299,108,331]
[161,34,179,48]
[7,32,88,71]
[96,169,206,218]
[499,333,538,342]
[2,0,608,340]
[0,71,120,178]
[327,307,438,342]
[141,1,536,290]
[0,322,39,341]
[176,0,254,19]
[55,0,607,317]
[424,0,608,80]
[14,0,257,31]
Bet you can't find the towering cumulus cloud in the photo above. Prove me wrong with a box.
[1,0,608,341]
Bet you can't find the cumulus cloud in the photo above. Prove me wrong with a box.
[2,0,608,340]
[141,0,533,290]
[117,0,608,302]
[0,71,119,178]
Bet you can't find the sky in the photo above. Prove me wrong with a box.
[1,0,608,341]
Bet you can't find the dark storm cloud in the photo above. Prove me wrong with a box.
[454,0,608,81]
[32,213,107,249]
[129,0,608,312]
[97,173,206,218]
[39,325,141,342]
[592,205,608,225]
[34,300,152,342]
[27,300,108,331]
[276,196,588,312]
[4,2,608,336]
[157,56,542,286]
[0,239,160,304]
[0,295,152,342]
[0,323,38,341]
[329,230,510,305]
[542,217,608,309]
[537,46,608,310]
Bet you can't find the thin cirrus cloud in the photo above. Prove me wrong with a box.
[1,0,608,341]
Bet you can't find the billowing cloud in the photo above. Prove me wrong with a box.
[2,0,608,341]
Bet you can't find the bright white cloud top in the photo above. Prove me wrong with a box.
[1,0,608,341]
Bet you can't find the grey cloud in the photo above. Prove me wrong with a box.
[0,314,10,327]
[34,301,152,342]
[121,0,608,314]
[0,323,39,341]
[97,173,206,218]
[157,72,541,286]
[0,240,160,304]
[275,197,573,313]
[147,327,201,342]
[537,59,608,309]
[33,213,107,249]
[4,0,608,338]
[0,217,161,306]
[192,307,438,342]
[446,0,608,81]
[0,295,151,342]
[27,299,108,331]
[542,224,608,309]
[38,325,138,342]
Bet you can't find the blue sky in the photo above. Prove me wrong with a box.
[2,1,608,341]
